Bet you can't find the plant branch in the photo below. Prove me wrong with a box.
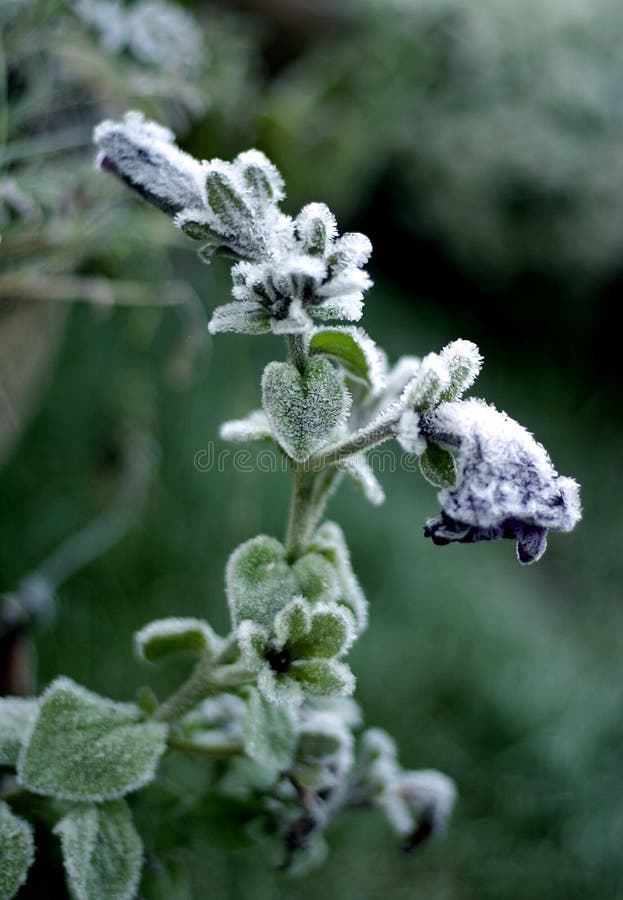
[308,409,400,470]
[153,660,254,723]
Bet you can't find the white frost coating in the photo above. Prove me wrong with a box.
[219,410,272,443]
[421,398,582,563]
[94,111,205,216]
[341,454,386,506]
[134,616,221,661]
[381,769,457,838]
[208,300,271,335]
[401,352,451,410]
[439,339,483,399]
[396,409,426,456]
[294,708,355,790]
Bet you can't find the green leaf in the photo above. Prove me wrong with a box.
[204,166,252,232]
[18,678,168,802]
[262,358,350,462]
[208,301,272,336]
[174,211,223,243]
[134,617,220,663]
[0,697,38,766]
[289,659,355,696]
[292,552,340,605]
[419,441,457,488]
[309,326,384,393]
[0,801,35,899]
[226,536,298,628]
[54,800,142,900]
[290,605,354,660]
[310,522,368,633]
[243,687,296,773]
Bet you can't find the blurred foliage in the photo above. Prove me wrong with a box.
[1,0,622,897]
[260,0,623,283]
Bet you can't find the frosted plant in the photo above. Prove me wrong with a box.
[0,112,581,899]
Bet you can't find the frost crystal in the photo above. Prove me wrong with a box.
[421,399,582,563]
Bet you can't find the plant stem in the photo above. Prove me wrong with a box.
[285,465,317,561]
[308,410,400,470]
[153,660,254,723]
[286,334,307,374]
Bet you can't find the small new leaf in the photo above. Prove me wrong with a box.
[0,698,38,766]
[135,617,220,663]
[243,687,297,774]
[219,410,273,443]
[419,441,457,488]
[262,358,351,462]
[0,802,35,900]
[54,800,143,900]
[226,536,298,628]
[18,678,168,802]
[309,326,386,394]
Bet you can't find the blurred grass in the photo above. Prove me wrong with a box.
[1,254,621,898]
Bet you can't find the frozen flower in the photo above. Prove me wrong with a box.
[237,597,356,707]
[209,206,372,336]
[420,398,581,563]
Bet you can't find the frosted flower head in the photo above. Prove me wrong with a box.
[237,597,356,708]
[209,204,373,336]
[420,399,581,564]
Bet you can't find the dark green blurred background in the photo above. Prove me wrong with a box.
[1,1,622,897]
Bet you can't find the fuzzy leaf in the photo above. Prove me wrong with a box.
[310,522,368,632]
[226,536,298,628]
[295,203,337,256]
[54,800,142,900]
[401,353,451,410]
[439,339,483,402]
[289,659,355,697]
[18,678,168,802]
[273,597,311,648]
[0,802,35,899]
[134,618,220,663]
[236,149,285,208]
[219,410,272,443]
[243,688,296,773]
[204,164,252,233]
[290,605,355,660]
[262,358,350,462]
[292,553,340,605]
[0,698,38,766]
[174,209,224,242]
[419,441,457,488]
[208,301,271,336]
[341,454,385,506]
[309,326,385,394]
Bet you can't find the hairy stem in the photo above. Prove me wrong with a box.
[286,333,307,374]
[153,660,254,723]
[308,410,400,470]
[285,466,317,561]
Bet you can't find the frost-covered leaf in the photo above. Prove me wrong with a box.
[419,441,457,488]
[294,710,354,791]
[219,410,273,443]
[208,301,271,335]
[243,687,296,774]
[401,353,451,411]
[289,659,355,697]
[312,294,364,323]
[290,604,355,660]
[134,617,220,663]
[292,553,340,605]
[328,232,372,272]
[226,536,297,628]
[0,698,38,766]
[273,597,311,648]
[439,340,483,402]
[310,522,368,632]
[54,800,142,900]
[262,358,351,462]
[18,678,168,801]
[236,149,285,210]
[0,802,35,900]
[341,454,385,505]
[309,326,385,394]
[174,209,225,242]
[94,111,204,217]
[204,162,252,233]
[295,203,337,257]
